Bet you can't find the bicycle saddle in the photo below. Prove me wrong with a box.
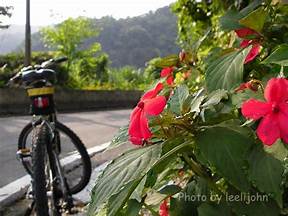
[21,68,56,85]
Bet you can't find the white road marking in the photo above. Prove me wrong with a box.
[0,142,110,209]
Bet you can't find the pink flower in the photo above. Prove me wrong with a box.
[128,83,166,145]
[235,28,261,64]
[159,199,169,216]
[161,67,174,86]
[241,78,288,145]
[235,80,258,92]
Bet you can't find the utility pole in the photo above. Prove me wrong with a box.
[25,0,31,66]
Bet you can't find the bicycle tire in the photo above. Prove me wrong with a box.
[18,121,92,194]
[32,124,49,216]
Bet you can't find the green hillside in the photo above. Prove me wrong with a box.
[30,6,179,67]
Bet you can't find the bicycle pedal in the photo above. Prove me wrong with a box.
[17,148,31,158]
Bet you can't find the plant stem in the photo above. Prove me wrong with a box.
[182,153,223,195]
[280,65,284,77]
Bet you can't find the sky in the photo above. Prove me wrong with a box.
[1,0,176,26]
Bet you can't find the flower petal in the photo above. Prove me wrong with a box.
[144,95,166,116]
[141,83,164,100]
[161,67,173,77]
[140,111,152,139]
[240,40,251,48]
[264,78,288,103]
[241,99,271,120]
[166,75,174,86]
[128,107,142,138]
[129,136,143,145]
[235,28,258,38]
[257,114,280,145]
[244,44,260,64]
[278,103,288,144]
[159,200,169,216]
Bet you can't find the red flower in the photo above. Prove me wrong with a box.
[235,80,259,92]
[159,199,169,216]
[161,67,174,86]
[128,83,166,145]
[235,28,261,64]
[235,28,258,38]
[241,78,288,145]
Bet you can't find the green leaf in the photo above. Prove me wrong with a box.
[107,180,141,216]
[231,89,264,108]
[198,203,231,216]
[108,126,129,150]
[262,44,288,66]
[169,178,209,216]
[155,54,179,68]
[168,85,190,115]
[220,10,243,31]
[126,199,142,216]
[206,47,251,92]
[192,28,211,53]
[145,192,166,206]
[202,89,228,108]
[231,196,280,216]
[159,184,182,196]
[196,126,253,191]
[248,145,284,206]
[130,175,147,202]
[182,89,206,114]
[239,0,263,16]
[190,89,206,114]
[214,119,254,137]
[153,141,194,174]
[264,140,288,161]
[239,6,267,32]
[94,207,107,216]
[88,144,162,214]
[220,0,262,31]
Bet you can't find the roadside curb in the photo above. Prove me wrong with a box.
[0,142,110,211]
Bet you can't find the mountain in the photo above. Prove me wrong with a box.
[0,25,40,54]
[90,6,179,67]
[2,6,179,68]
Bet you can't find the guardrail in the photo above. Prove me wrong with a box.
[0,88,142,115]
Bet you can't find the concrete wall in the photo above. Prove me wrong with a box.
[0,88,142,115]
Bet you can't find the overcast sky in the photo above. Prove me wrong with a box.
[1,0,176,26]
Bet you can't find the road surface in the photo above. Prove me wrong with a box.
[0,109,131,188]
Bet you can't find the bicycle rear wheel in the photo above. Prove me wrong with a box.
[31,123,49,216]
[18,121,92,194]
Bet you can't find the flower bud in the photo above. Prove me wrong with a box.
[179,50,186,62]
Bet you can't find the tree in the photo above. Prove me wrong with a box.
[0,6,13,29]
[40,17,109,87]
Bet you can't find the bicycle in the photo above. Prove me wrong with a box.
[8,57,92,215]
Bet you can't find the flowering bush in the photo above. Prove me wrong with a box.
[89,1,288,216]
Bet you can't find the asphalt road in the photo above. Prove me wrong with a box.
[0,109,131,188]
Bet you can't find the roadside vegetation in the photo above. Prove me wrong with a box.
[88,0,288,215]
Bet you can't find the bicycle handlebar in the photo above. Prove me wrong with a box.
[7,57,68,87]
[40,56,68,69]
